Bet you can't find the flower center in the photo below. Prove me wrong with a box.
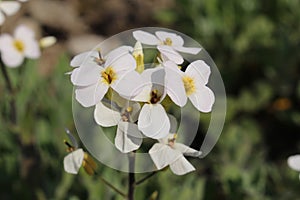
[13,40,25,53]
[150,89,161,104]
[101,66,117,85]
[182,76,196,96]
[168,134,177,148]
[163,37,173,46]
[121,106,132,122]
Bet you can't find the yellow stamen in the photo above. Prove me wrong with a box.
[82,153,97,176]
[13,40,25,53]
[182,76,196,96]
[126,106,133,113]
[163,37,173,46]
[101,66,117,85]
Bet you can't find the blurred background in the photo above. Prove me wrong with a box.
[1,0,300,199]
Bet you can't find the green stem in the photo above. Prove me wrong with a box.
[135,172,157,185]
[97,174,127,198]
[0,59,17,124]
[128,152,136,200]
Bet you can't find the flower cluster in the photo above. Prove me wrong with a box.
[69,30,215,175]
[0,0,28,26]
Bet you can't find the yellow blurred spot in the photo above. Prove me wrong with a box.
[272,98,291,111]
[13,40,24,53]
[182,76,196,96]
[126,106,133,113]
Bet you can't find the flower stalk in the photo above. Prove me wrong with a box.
[128,151,136,200]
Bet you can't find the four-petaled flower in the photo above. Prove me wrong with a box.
[70,46,143,107]
[0,24,40,67]
[164,60,215,112]
[133,67,170,139]
[133,30,201,64]
[94,98,143,153]
[287,154,300,180]
[149,115,202,175]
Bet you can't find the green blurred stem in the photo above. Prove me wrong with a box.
[128,152,136,200]
[97,174,126,198]
[0,59,17,124]
[135,172,157,185]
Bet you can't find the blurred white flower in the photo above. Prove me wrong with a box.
[63,129,97,175]
[0,24,40,67]
[287,154,300,180]
[164,60,215,112]
[133,67,170,139]
[149,116,202,175]
[133,30,201,64]
[94,99,143,153]
[70,46,143,107]
[0,1,20,26]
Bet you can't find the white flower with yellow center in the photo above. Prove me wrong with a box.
[0,24,40,67]
[287,154,300,180]
[164,60,215,112]
[149,116,202,175]
[94,99,143,153]
[133,30,201,64]
[70,46,143,107]
[133,67,170,139]
[63,129,97,175]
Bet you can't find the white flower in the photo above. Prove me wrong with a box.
[70,46,143,107]
[287,154,300,180]
[149,116,202,175]
[133,30,201,64]
[164,60,215,112]
[94,99,143,153]
[0,1,20,26]
[63,129,97,175]
[133,67,170,139]
[0,25,40,67]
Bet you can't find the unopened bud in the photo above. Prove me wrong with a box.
[39,36,57,49]
[82,153,97,176]
[132,41,144,73]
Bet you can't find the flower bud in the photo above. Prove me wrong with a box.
[132,41,144,73]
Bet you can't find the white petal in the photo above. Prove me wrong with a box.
[70,51,98,67]
[108,53,136,73]
[105,46,133,67]
[133,30,160,45]
[94,102,121,127]
[112,70,143,99]
[288,155,300,172]
[0,34,13,52]
[115,122,142,153]
[155,31,184,46]
[138,104,170,139]
[63,149,84,174]
[158,45,183,64]
[149,143,182,170]
[23,39,40,59]
[165,61,187,107]
[14,25,35,39]
[186,60,211,85]
[1,50,23,68]
[75,83,108,107]
[128,102,141,122]
[173,46,202,55]
[0,2,20,16]
[189,86,215,112]
[71,62,101,86]
[169,155,195,175]
[173,143,202,157]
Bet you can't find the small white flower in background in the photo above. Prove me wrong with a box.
[0,0,20,26]
[70,46,143,107]
[0,24,40,67]
[287,154,300,180]
[133,67,170,139]
[164,60,215,112]
[133,30,201,64]
[149,115,202,175]
[94,98,143,153]
[63,128,97,175]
